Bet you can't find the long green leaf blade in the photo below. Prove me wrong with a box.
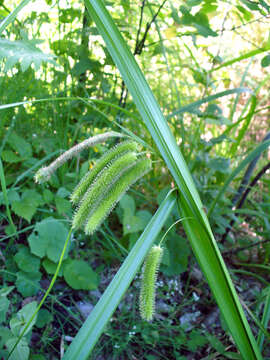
[167,87,252,119]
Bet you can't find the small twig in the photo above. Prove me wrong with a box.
[221,160,270,242]
[118,0,167,109]
[218,14,270,32]
[222,238,270,256]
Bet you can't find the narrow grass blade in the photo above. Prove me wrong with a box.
[63,191,176,359]
[167,88,252,119]
[80,1,263,359]
[257,287,270,350]
[0,0,32,35]
[209,45,270,73]
[230,96,257,157]
[208,139,270,217]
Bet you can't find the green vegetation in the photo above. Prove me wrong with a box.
[0,0,270,359]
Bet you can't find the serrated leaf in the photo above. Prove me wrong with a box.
[0,38,57,72]
[12,189,42,222]
[28,217,69,261]
[14,246,40,273]
[63,260,99,290]
[15,271,41,297]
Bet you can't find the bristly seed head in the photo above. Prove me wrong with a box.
[34,167,51,184]
[139,245,163,321]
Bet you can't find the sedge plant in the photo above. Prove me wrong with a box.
[2,0,268,359]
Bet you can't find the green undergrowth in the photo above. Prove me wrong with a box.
[0,0,270,359]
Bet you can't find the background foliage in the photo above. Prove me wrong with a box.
[0,0,270,358]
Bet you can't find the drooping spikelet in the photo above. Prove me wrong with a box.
[84,157,152,235]
[139,245,163,321]
[70,140,139,204]
[72,151,138,230]
[34,131,124,184]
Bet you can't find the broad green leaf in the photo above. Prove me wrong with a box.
[0,327,12,349]
[1,150,22,163]
[55,196,72,214]
[36,309,53,329]
[122,214,144,235]
[11,301,38,336]
[162,234,190,276]
[0,286,15,297]
[119,195,152,235]
[42,189,54,203]
[261,54,270,67]
[0,39,56,72]
[42,258,64,276]
[28,217,69,262]
[194,23,217,37]
[15,271,41,297]
[12,189,42,222]
[5,337,29,360]
[119,194,136,216]
[63,260,99,290]
[14,246,40,273]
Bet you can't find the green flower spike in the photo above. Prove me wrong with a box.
[70,140,139,204]
[84,157,152,235]
[72,151,138,230]
[139,245,163,322]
